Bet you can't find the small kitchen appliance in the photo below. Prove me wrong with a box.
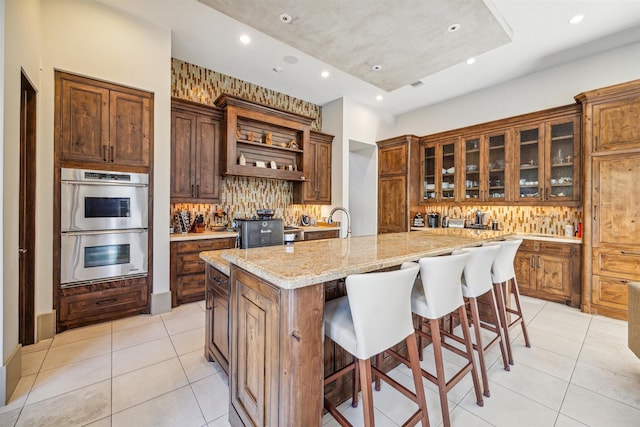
[235,218,284,248]
[427,212,441,228]
[413,213,425,227]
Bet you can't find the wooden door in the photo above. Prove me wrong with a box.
[194,115,221,202]
[59,77,109,163]
[231,269,280,427]
[514,251,535,291]
[171,109,196,200]
[212,286,229,364]
[315,140,332,203]
[379,143,407,175]
[545,116,580,202]
[19,72,37,345]
[592,275,629,312]
[537,254,571,298]
[592,154,640,247]
[110,90,151,167]
[592,97,640,152]
[378,175,407,233]
[515,124,544,202]
[205,280,215,361]
[462,136,483,201]
[487,132,507,201]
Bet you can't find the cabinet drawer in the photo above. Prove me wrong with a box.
[177,275,205,301]
[207,264,230,299]
[593,248,640,280]
[59,279,148,323]
[592,275,629,311]
[177,252,206,275]
[176,238,235,253]
[304,230,340,241]
[520,240,538,251]
[539,242,571,255]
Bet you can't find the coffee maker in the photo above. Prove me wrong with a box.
[427,212,441,228]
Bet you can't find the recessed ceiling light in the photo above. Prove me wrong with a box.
[273,66,283,73]
[447,24,461,32]
[376,95,383,101]
[279,13,293,24]
[239,35,251,44]
[466,57,476,65]
[372,64,382,71]
[569,14,584,24]
[283,55,298,64]
[321,70,330,78]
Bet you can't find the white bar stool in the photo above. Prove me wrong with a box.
[488,239,531,365]
[403,252,483,427]
[452,245,510,398]
[323,264,430,427]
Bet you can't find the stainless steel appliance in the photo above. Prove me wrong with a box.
[61,168,148,231]
[60,168,149,287]
[236,218,284,248]
[427,212,441,228]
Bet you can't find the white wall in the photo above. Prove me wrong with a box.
[3,0,42,362]
[348,142,377,236]
[0,0,6,367]
[36,0,172,320]
[390,42,640,137]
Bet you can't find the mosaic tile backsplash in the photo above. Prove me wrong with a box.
[417,204,583,235]
[171,58,322,131]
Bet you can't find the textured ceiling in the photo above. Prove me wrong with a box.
[198,0,512,92]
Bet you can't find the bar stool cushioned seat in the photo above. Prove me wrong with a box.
[324,264,430,427]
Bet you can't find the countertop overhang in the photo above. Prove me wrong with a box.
[200,230,511,290]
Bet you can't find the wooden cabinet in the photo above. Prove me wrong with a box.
[229,266,324,426]
[171,99,223,202]
[421,138,458,202]
[377,135,420,233]
[514,113,580,203]
[514,239,581,307]
[57,276,148,332]
[303,229,340,241]
[170,238,236,307]
[215,94,313,182]
[205,264,230,376]
[293,131,333,204]
[56,71,152,170]
[576,79,640,320]
[461,131,509,202]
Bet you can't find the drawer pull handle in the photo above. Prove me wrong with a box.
[291,331,301,342]
[96,298,117,306]
[621,251,640,256]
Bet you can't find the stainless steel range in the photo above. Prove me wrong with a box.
[60,168,149,287]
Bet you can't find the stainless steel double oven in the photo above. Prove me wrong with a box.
[60,168,149,287]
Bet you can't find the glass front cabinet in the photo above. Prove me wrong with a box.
[422,139,457,202]
[462,132,508,202]
[515,114,580,203]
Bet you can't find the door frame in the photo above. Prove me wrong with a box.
[20,70,37,345]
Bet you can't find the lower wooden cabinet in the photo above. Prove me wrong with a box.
[514,239,581,307]
[170,237,236,307]
[57,277,149,332]
[205,264,230,376]
[303,229,339,241]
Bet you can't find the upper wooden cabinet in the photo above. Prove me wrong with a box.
[171,99,223,203]
[418,104,580,206]
[56,71,152,170]
[293,131,333,204]
[377,135,420,233]
[214,94,313,182]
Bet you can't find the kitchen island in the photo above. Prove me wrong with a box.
[200,231,510,426]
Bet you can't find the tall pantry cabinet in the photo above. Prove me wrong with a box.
[576,79,640,320]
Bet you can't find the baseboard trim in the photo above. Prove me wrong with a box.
[37,310,56,341]
[1,344,22,405]
[151,291,171,315]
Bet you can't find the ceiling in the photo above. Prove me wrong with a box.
[98,0,640,116]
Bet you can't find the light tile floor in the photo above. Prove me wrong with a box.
[0,296,638,426]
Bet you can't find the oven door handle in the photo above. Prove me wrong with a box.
[61,228,147,236]
[61,180,148,187]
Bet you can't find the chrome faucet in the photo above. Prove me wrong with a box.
[327,207,352,238]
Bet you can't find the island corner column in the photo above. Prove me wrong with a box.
[228,264,325,426]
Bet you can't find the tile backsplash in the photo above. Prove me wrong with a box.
[418,204,582,235]
[170,176,324,229]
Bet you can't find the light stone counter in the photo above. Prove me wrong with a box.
[410,227,581,244]
[169,231,237,242]
[300,225,341,233]
[199,250,230,276]
[201,231,510,290]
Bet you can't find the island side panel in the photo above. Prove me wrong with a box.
[229,264,324,426]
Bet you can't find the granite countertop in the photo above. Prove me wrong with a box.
[200,250,231,276]
[299,225,341,232]
[200,231,511,290]
[169,231,237,242]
